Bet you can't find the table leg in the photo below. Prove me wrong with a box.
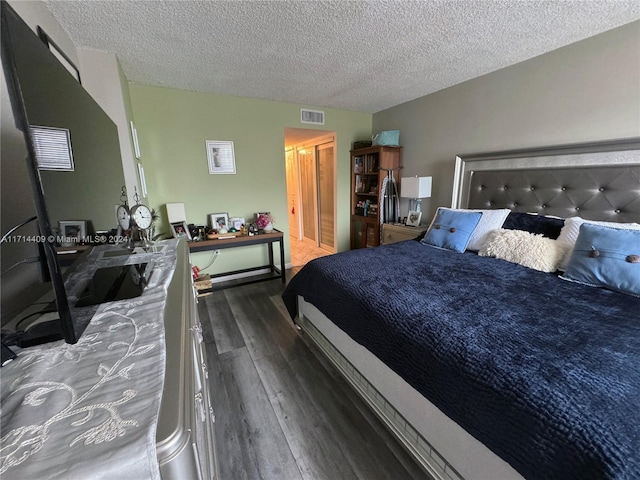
[268,242,274,273]
[279,237,285,283]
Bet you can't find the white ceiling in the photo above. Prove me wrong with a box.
[43,0,640,114]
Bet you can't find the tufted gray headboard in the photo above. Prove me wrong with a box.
[452,138,640,223]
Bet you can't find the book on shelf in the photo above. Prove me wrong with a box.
[354,157,363,173]
[363,154,379,173]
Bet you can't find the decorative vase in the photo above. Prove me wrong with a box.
[263,223,273,233]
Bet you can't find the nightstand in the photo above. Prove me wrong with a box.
[381,223,427,245]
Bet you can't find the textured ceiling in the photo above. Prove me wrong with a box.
[43,0,640,113]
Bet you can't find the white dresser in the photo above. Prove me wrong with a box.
[157,240,219,479]
[0,240,218,479]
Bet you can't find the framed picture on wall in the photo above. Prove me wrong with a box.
[206,141,236,174]
[130,121,141,159]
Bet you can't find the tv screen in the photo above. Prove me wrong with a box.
[1,2,127,346]
[75,262,154,308]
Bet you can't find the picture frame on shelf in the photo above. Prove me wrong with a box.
[59,220,86,244]
[406,211,422,227]
[208,213,229,230]
[229,217,245,230]
[170,221,191,240]
[206,140,236,174]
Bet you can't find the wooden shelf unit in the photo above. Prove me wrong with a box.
[350,145,402,249]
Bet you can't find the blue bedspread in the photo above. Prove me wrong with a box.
[282,240,640,480]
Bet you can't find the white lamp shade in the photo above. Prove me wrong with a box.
[401,176,432,199]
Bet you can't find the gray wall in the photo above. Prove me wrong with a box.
[373,21,640,220]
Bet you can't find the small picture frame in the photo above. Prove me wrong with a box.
[229,217,245,230]
[59,220,86,244]
[406,211,422,227]
[170,221,191,240]
[206,140,236,174]
[208,213,229,230]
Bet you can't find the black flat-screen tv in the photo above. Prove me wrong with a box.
[1,2,126,346]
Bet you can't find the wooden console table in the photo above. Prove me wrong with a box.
[187,229,285,291]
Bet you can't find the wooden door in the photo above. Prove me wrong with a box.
[298,148,317,243]
[317,142,335,251]
[285,149,300,239]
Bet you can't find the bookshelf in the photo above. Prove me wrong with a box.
[350,145,402,249]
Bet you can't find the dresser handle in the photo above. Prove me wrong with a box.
[195,392,205,422]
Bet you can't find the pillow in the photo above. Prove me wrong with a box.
[556,217,640,271]
[421,208,482,253]
[479,228,569,273]
[561,224,640,297]
[502,212,565,239]
[446,208,510,251]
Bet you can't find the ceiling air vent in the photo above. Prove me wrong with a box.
[300,108,325,125]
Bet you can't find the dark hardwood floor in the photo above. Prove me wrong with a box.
[197,273,432,480]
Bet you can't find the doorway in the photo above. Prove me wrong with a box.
[284,129,336,267]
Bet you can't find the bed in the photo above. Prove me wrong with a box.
[282,138,640,480]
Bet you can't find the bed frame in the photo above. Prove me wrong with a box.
[453,137,640,222]
[296,138,640,480]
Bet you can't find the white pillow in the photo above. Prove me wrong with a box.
[479,228,569,273]
[430,208,510,251]
[556,217,640,270]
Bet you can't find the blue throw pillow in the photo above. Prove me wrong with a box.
[561,224,640,297]
[421,208,482,253]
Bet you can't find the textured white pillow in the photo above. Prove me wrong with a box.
[479,228,569,273]
[431,208,510,251]
[556,217,640,270]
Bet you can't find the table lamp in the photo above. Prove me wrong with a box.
[401,176,432,213]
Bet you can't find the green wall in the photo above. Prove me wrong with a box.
[128,84,371,273]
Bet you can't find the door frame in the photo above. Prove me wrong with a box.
[288,133,337,252]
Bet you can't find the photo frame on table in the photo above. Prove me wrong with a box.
[59,220,86,242]
[229,217,245,230]
[206,140,236,174]
[406,211,422,227]
[170,221,191,240]
[208,213,229,230]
